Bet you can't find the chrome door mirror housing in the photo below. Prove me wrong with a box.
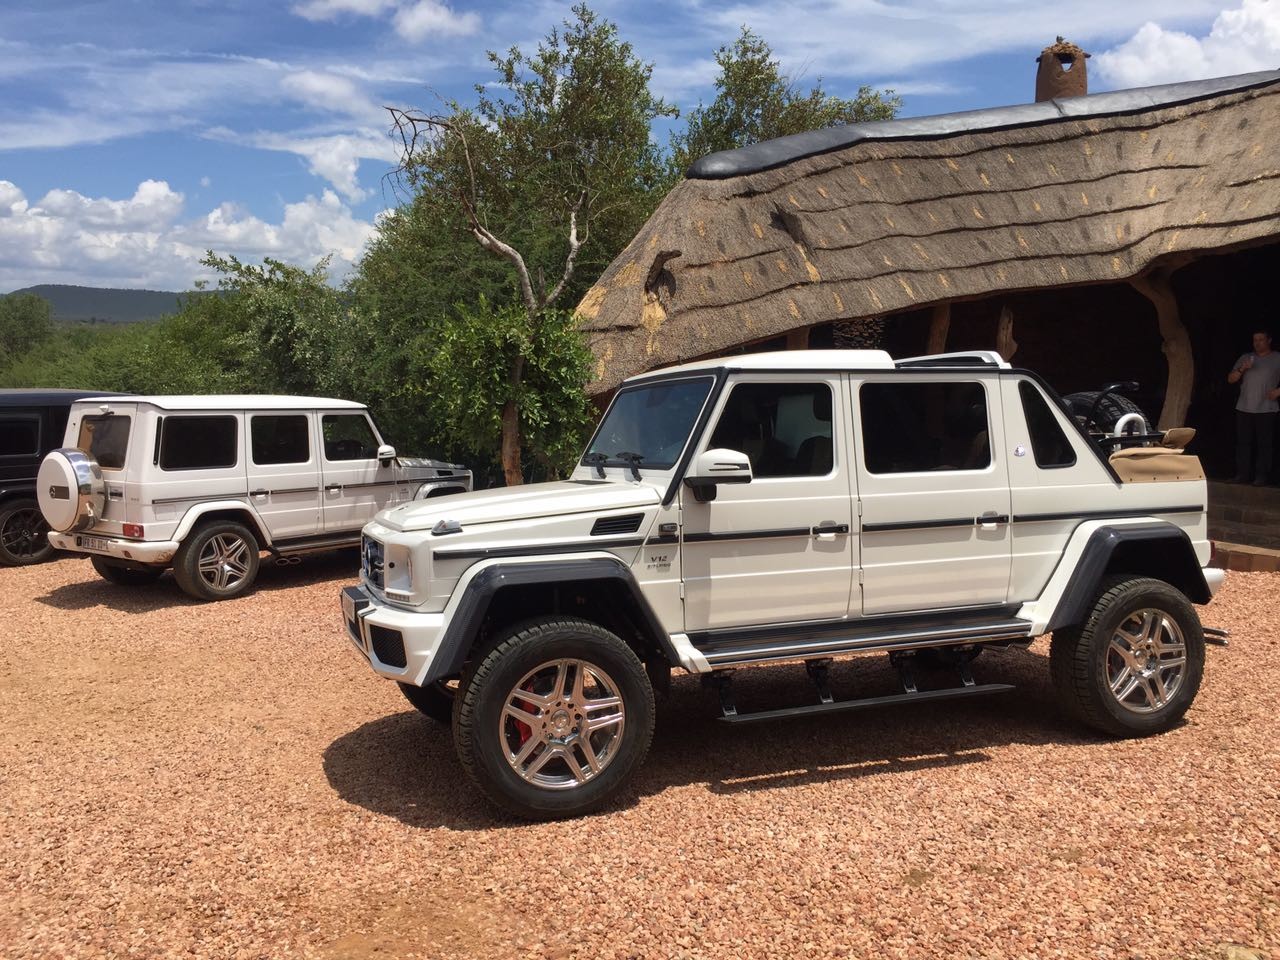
[683,448,753,502]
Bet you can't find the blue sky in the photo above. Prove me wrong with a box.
[1,0,1276,292]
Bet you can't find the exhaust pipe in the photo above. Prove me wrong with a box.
[274,555,303,566]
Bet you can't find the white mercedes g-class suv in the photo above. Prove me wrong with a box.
[342,350,1222,820]
[37,395,470,600]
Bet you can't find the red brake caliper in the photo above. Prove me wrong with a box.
[513,681,537,745]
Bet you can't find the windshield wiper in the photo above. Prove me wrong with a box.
[582,451,608,479]
[615,451,644,481]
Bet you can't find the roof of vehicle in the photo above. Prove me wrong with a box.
[624,349,1010,383]
[66,395,368,412]
[0,388,127,407]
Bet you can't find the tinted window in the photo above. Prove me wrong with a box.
[860,381,991,474]
[1019,381,1076,468]
[323,414,378,461]
[159,416,238,471]
[709,382,834,478]
[78,415,131,470]
[0,417,39,458]
[252,415,311,465]
[584,377,712,471]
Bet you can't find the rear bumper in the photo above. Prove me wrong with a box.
[48,532,180,565]
[1204,566,1225,598]
[341,584,449,685]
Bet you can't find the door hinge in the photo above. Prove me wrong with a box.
[679,582,685,599]
[856,500,863,517]
[857,568,865,585]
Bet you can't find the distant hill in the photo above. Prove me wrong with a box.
[5,284,209,324]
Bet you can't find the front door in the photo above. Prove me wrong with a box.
[681,375,855,632]
[245,411,322,540]
[852,374,1012,615]
[319,411,403,533]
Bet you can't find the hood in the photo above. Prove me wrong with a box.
[377,479,662,532]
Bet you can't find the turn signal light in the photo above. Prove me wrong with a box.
[123,523,145,539]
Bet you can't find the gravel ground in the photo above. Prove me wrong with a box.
[1,554,1277,960]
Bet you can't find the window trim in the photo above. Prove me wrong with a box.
[705,378,839,481]
[0,414,41,460]
[1017,379,1078,470]
[157,414,240,472]
[321,412,381,463]
[250,413,314,467]
[77,414,132,471]
[857,378,993,476]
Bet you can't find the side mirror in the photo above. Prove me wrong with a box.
[377,444,397,466]
[683,448,753,502]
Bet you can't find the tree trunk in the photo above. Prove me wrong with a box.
[995,303,1018,361]
[1130,268,1193,430]
[500,399,522,486]
[926,302,951,355]
[786,327,810,349]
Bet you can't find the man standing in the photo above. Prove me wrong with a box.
[1227,330,1280,485]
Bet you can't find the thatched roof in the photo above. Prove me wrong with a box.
[576,71,1280,393]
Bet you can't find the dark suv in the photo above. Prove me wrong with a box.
[1,390,120,565]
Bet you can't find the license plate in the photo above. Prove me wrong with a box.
[77,536,111,552]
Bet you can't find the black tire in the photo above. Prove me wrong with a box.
[453,617,655,820]
[172,521,261,601]
[398,679,457,725]
[91,556,164,585]
[0,498,54,566]
[1062,390,1150,435]
[1050,577,1205,737]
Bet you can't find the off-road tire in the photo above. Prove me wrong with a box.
[172,521,261,601]
[398,679,457,725]
[1062,390,1150,435]
[1050,577,1205,737]
[0,498,54,566]
[453,617,655,820]
[91,556,164,586]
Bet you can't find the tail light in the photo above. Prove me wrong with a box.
[123,523,145,539]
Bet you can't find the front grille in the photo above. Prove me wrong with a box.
[362,535,385,588]
[369,625,407,668]
[591,513,644,536]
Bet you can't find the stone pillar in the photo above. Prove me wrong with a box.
[1035,37,1090,102]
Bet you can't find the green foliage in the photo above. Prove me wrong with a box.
[0,293,55,368]
[669,27,901,174]
[425,299,593,475]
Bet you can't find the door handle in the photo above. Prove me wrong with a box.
[325,484,342,494]
[977,512,1009,527]
[811,523,850,536]
[250,488,269,497]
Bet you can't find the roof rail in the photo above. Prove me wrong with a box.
[896,351,1010,369]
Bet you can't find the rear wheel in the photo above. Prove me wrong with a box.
[398,679,457,725]
[91,556,164,586]
[453,618,655,820]
[1050,577,1204,737]
[172,521,261,601]
[0,498,54,566]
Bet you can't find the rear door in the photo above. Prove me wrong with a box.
[852,373,1012,615]
[319,410,400,533]
[245,411,322,541]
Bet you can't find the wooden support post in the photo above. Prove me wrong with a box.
[786,327,810,350]
[1130,266,1193,430]
[927,303,951,355]
[996,303,1018,361]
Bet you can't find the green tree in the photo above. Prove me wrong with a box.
[387,3,676,484]
[669,28,901,174]
[0,293,54,368]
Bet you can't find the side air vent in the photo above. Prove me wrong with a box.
[591,513,644,536]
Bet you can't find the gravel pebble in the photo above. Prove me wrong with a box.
[1,555,1277,959]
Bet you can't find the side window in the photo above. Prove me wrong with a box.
[77,415,131,470]
[159,416,238,471]
[323,414,378,461]
[252,415,311,465]
[0,417,40,458]
[1019,381,1077,469]
[860,381,991,474]
[708,382,834,478]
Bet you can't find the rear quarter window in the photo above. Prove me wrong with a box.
[159,416,239,471]
[0,417,40,458]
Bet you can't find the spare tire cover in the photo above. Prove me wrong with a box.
[37,449,106,533]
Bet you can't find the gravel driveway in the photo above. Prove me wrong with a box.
[1,555,1276,959]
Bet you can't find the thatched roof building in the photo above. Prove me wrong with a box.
[576,69,1280,411]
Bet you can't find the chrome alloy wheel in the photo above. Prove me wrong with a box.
[1,506,45,561]
[500,659,625,790]
[1105,608,1188,714]
[197,533,253,592]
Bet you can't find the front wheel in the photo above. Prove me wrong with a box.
[91,556,164,586]
[0,498,54,566]
[172,521,261,601]
[1050,577,1205,737]
[453,618,655,820]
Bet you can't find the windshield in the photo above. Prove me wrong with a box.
[583,377,714,471]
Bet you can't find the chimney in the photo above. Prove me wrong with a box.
[1035,36,1090,102]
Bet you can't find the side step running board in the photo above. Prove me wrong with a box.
[719,683,1016,724]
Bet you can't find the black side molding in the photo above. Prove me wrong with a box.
[1045,523,1211,633]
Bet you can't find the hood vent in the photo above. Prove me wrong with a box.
[591,513,644,536]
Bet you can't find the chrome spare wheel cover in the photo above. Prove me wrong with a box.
[1105,608,1188,714]
[500,658,625,791]
[197,533,253,592]
[36,448,105,533]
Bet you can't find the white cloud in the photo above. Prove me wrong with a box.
[393,0,481,41]
[291,0,399,21]
[206,128,402,203]
[280,69,382,120]
[1094,0,1280,88]
[0,180,377,291]
[199,176,212,189]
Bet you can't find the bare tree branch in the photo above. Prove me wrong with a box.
[543,193,587,309]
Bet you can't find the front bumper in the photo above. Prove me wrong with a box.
[48,531,180,565]
[341,584,449,685]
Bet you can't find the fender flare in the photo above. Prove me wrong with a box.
[173,500,271,546]
[0,482,37,504]
[429,555,677,682]
[1045,522,1211,633]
